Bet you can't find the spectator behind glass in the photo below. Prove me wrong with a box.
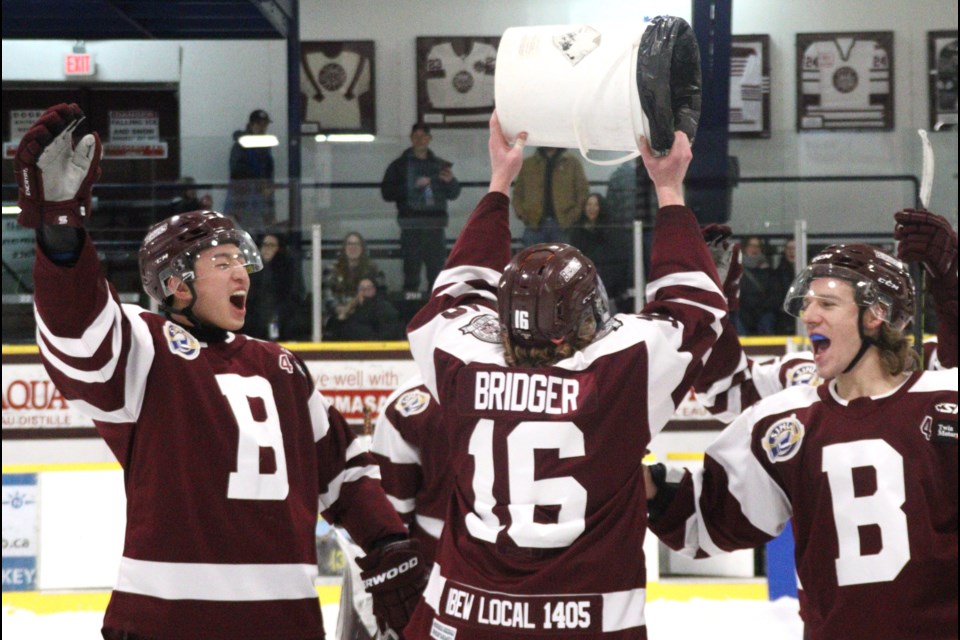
[568,192,632,313]
[735,235,776,335]
[605,158,658,278]
[380,123,461,296]
[324,232,385,324]
[225,109,275,235]
[326,277,402,341]
[245,232,305,341]
[512,147,589,246]
[772,238,798,334]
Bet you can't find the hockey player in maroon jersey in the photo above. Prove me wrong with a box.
[370,375,450,567]
[396,111,727,639]
[647,241,958,640]
[14,103,426,640]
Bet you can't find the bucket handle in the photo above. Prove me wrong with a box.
[571,36,643,167]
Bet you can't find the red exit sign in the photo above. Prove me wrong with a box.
[64,53,95,76]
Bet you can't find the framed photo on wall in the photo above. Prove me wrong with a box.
[796,31,894,131]
[729,34,771,138]
[928,30,958,131]
[300,40,375,135]
[416,36,500,128]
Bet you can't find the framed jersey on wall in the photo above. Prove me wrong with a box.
[796,31,894,131]
[416,36,500,129]
[928,30,958,131]
[729,34,771,138]
[300,40,376,135]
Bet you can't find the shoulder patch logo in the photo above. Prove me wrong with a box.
[396,389,431,417]
[786,362,819,387]
[920,415,958,444]
[459,314,501,344]
[935,402,958,415]
[164,321,200,360]
[762,413,806,463]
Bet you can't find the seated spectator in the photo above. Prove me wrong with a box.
[246,232,306,341]
[324,232,385,323]
[734,235,776,335]
[569,192,632,313]
[325,278,401,341]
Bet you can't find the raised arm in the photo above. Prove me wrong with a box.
[895,209,958,369]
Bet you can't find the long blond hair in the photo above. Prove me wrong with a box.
[874,322,920,376]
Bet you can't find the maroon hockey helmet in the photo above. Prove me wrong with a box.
[783,243,915,331]
[139,210,262,304]
[498,243,609,348]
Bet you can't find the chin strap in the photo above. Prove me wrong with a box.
[160,281,228,343]
[842,307,875,374]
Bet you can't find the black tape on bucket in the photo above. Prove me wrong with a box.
[636,16,702,155]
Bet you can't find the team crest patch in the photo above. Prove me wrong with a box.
[786,362,819,387]
[459,314,501,344]
[164,321,200,360]
[762,414,805,463]
[396,389,431,417]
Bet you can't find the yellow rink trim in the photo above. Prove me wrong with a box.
[1,584,343,614]
[1,581,767,615]
[3,462,122,474]
[666,452,706,462]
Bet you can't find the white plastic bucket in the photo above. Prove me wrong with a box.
[496,23,652,166]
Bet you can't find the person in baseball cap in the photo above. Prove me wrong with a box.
[248,109,272,126]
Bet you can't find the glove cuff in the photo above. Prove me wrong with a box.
[17,197,92,229]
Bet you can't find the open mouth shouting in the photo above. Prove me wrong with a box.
[230,289,248,316]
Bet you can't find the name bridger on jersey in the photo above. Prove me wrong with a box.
[468,370,581,415]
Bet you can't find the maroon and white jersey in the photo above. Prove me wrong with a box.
[402,192,726,639]
[32,237,406,640]
[652,371,958,640]
[370,375,450,565]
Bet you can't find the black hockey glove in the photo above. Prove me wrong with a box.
[358,538,428,637]
[15,103,102,229]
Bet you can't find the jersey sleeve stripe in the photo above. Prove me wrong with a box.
[319,464,381,511]
[387,494,416,514]
[35,296,124,382]
[115,557,318,600]
[308,391,331,442]
[702,418,792,537]
[371,418,421,464]
[34,292,121,357]
[44,306,155,423]
[344,438,368,462]
[415,513,444,539]
[433,265,501,295]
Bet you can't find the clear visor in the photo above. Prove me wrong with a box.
[159,229,263,298]
[782,264,903,329]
